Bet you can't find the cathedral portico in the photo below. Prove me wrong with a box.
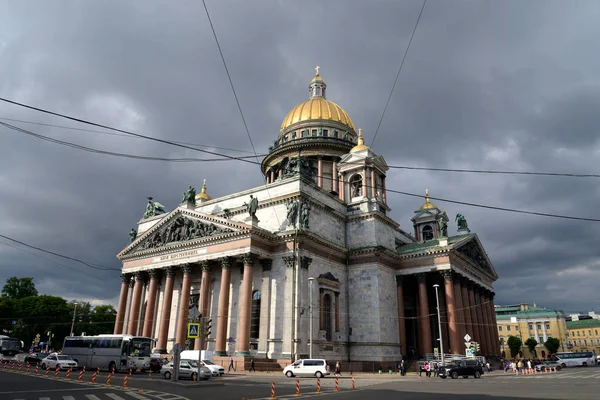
[115,68,500,367]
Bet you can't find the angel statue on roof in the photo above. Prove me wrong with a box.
[455,213,469,231]
[143,197,166,219]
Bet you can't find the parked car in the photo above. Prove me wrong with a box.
[283,359,330,378]
[439,360,484,379]
[39,353,79,371]
[161,360,211,381]
[535,361,562,372]
[197,360,225,376]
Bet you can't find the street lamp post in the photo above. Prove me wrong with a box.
[433,284,444,366]
[70,302,78,336]
[308,277,315,359]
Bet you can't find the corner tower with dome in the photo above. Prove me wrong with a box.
[114,68,500,368]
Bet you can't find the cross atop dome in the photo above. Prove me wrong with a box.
[309,66,326,98]
[315,65,320,75]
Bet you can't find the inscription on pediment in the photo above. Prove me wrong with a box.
[456,240,491,273]
[139,216,233,250]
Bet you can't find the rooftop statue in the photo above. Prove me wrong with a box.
[438,217,448,237]
[182,185,197,205]
[129,228,137,243]
[244,195,259,218]
[143,197,166,219]
[455,213,469,231]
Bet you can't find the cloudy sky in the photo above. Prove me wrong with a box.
[1,0,599,314]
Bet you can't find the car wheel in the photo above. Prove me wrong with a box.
[440,376,447,379]
[474,371,481,379]
[40,363,46,370]
[109,362,116,373]
[561,363,566,369]
[451,371,459,379]
[315,371,324,378]
[286,371,294,378]
[164,371,171,380]
[582,362,587,367]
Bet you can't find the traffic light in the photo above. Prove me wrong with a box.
[475,343,481,353]
[205,318,212,338]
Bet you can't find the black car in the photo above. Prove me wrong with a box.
[439,360,484,379]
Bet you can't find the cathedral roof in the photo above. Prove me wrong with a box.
[349,129,372,153]
[279,68,355,132]
[419,189,438,210]
[396,233,471,255]
[195,179,212,201]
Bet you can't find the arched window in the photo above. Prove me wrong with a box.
[323,294,332,341]
[250,290,261,339]
[541,350,546,358]
[422,225,433,241]
[501,351,506,358]
[350,175,362,197]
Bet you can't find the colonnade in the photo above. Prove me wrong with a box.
[396,271,499,357]
[114,253,263,356]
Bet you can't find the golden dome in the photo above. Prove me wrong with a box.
[195,179,212,201]
[280,97,355,132]
[420,189,438,210]
[280,67,355,132]
[350,129,371,153]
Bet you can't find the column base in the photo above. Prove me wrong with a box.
[234,351,250,357]
[214,350,228,357]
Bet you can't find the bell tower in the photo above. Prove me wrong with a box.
[411,189,448,241]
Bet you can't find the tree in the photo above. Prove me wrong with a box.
[544,337,561,355]
[524,337,538,357]
[507,335,522,358]
[2,277,38,299]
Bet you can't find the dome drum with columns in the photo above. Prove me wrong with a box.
[115,68,500,370]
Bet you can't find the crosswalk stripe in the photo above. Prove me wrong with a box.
[63,396,76,400]
[123,392,149,400]
[85,395,102,400]
[40,398,51,400]
[106,394,127,400]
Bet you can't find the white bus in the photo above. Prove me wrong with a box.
[0,335,23,362]
[62,334,153,372]
[551,351,595,368]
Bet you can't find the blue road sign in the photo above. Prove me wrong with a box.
[466,348,474,358]
[187,323,200,339]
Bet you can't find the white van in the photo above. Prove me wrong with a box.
[283,359,330,378]
[179,350,224,376]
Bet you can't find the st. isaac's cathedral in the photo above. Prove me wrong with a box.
[114,69,500,366]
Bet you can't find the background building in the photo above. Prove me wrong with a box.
[566,318,600,353]
[496,303,568,359]
[114,70,500,367]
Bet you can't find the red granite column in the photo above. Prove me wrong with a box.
[156,267,176,352]
[339,175,345,202]
[236,254,256,356]
[382,178,387,204]
[416,273,433,355]
[488,292,500,355]
[361,170,367,198]
[317,158,323,188]
[469,283,484,353]
[175,264,194,347]
[215,257,232,356]
[442,271,461,355]
[479,288,493,355]
[196,261,212,350]
[452,274,465,351]
[270,170,275,183]
[128,272,146,336]
[332,161,338,193]
[142,270,160,338]
[396,276,407,357]
[114,274,131,334]
[461,278,474,340]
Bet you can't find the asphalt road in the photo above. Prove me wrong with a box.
[1,366,599,400]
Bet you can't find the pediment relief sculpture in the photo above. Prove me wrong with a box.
[139,216,234,250]
[456,240,491,273]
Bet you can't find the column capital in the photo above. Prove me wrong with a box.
[220,257,233,269]
[300,256,313,270]
[415,272,427,284]
[121,273,132,283]
[453,273,463,284]
[283,255,296,268]
[134,271,148,283]
[148,269,161,280]
[395,275,404,286]
[181,263,193,275]
[200,260,212,272]
[260,258,273,272]
[440,270,453,281]
[164,266,177,277]
[128,278,135,288]
[242,253,257,265]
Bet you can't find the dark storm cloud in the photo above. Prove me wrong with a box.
[1,0,599,314]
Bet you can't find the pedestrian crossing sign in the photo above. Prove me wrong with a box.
[187,323,200,338]
[466,348,474,358]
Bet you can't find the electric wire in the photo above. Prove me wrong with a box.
[0,96,258,164]
[370,0,427,147]
[0,121,264,163]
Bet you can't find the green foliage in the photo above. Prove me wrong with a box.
[507,335,522,358]
[2,277,38,299]
[524,337,538,357]
[544,337,561,355]
[1,277,116,351]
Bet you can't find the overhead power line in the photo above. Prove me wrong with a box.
[0,234,120,272]
[0,96,258,165]
[371,0,427,147]
[0,121,263,163]
[387,164,600,178]
[0,116,256,154]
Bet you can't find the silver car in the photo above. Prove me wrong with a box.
[162,360,211,381]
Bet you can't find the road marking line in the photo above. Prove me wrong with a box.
[85,395,102,400]
[123,392,149,400]
[0,387,107,394]
[63,396,77,400]
[106,394,127,400]
[40,398,51,400]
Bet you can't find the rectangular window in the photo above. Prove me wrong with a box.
[498,326,503,331]
[545,323,550,330]
[515,325,519,331]
[312,129,317,136]
[596,330,598,336]
[589,330,592,336]
[529,324,533,331]
[572,332,575,337]
[507,326,511,331]
[323,129,328,137]
[537,323,542,330]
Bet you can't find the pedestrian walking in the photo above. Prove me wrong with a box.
[335,361,342,376]
[249,359,256,373]
[228,356,236,372]
[399,360,406,376]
